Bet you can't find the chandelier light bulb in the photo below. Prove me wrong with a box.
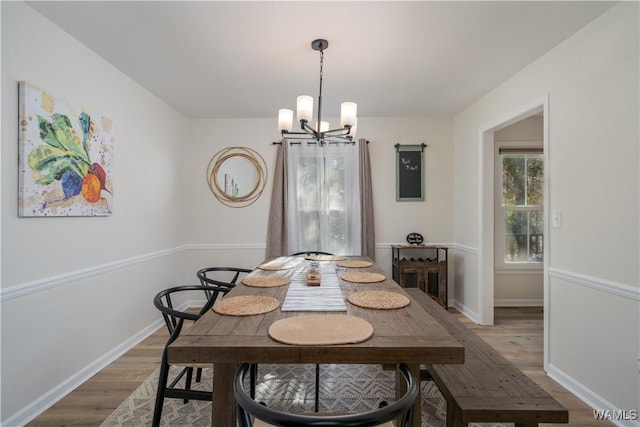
[296,96,314,122]
[340,102,357,128]
[278,109,293,132]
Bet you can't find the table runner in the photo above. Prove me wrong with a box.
[280,263,347,311]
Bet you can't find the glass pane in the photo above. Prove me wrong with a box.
[295,156,321,250]
[325,154,347,254]
[325,155,346,212]
[504,210,527,262]
[529,210,544,262]
[299,210,320,249]
[504,210,544,263]
[296,156,319,210]
[502,156,525,206]
[526,154,544,206]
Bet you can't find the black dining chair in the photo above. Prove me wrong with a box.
[289,251,335,412]
[196,266,257,394]
[234,363,418,427]
[152,284,227,427]
[196,266,253,300]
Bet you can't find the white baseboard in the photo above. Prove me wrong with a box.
[494,298,543,307]
[547,364,640,427]
[449,299,481,323]
[2,301,197,427]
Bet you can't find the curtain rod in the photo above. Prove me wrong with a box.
[394,143,427,152]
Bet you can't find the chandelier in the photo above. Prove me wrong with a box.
[277,39,357,144]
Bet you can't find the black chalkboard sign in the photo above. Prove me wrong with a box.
[396,144,425,201]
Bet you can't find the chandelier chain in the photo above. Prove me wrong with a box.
[317,47,324,131]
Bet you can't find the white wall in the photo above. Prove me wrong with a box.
[1,3,189,424]
[183,116,455,279]
[494,116,542,142]
[453,1,639,415]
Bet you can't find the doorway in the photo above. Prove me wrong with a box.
[478,95,550,369]
[493,116,544,307]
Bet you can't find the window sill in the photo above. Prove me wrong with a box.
[495,266,543,275]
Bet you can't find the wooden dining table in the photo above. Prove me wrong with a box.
[168,256,464,427]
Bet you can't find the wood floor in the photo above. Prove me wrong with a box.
[28,307,611,426]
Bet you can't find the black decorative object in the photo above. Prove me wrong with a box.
[406,233,424,245]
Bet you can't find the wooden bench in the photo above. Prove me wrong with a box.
[405,288,569,427]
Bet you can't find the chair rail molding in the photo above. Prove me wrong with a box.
[548,267,640,301]
[189,243,266,251]
[450,243,479,254]
[0,244,267,302]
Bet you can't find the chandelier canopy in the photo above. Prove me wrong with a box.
[277,39,357,145]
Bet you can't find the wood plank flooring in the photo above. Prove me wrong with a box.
[27,307,611,426]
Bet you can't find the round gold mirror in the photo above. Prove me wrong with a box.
[206,147,267,208]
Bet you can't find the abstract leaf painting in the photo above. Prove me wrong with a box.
[18,82,113,216]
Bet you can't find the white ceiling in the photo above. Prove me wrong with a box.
[27,1,615,119]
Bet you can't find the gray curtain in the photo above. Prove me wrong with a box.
[265,141,289,258]
[359,138,376,260]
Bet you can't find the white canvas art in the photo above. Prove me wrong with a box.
[18,81,113,216]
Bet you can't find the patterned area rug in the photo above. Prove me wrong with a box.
[101,364,511,427]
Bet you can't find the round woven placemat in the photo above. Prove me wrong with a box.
[212,295,280,316]
[336,260,374,268]
[348,290,411,310]
[340,271,386,283]
[242,275,291,288]
[268,315,373,345]
[257,262,294,271]
[304,255,347,261]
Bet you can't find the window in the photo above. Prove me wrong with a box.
[286,144,361,255]
[497,148,543,266]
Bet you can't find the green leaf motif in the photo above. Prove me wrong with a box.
[37,114,90,163]
[28,145,87,184]
[38,116,66,151]
[53,114,89,163]
[31,114,92,188]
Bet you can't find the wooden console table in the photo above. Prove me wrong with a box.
[391,244,448,308]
